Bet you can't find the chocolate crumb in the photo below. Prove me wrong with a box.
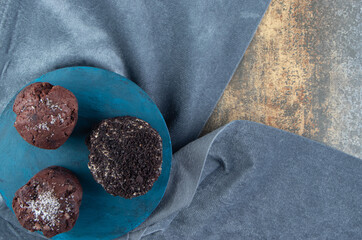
[87,116,163,199]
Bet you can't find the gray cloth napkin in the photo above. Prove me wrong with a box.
[1,0,362,239]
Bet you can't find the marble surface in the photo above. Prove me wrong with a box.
[203,0,361,159]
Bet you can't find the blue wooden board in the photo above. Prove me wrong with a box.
[0,67,172,239]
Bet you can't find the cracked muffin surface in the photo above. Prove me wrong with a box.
[13,82,78,149]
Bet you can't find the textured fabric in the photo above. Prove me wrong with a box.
[2,121,362,239]
[1,0,362,240]
[136,121,362,239]
[0,0,270,151]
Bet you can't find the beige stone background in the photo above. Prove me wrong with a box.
[202,0,361,159]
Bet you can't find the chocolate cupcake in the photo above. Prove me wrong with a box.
[12,166,83,238]
[87,116,163,199]
[13,82,78,149]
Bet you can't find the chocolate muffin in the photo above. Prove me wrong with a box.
[13,82,78,149]
[87,116,163,199]
[12,166,83,238]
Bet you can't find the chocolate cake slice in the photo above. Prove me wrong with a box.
[87,116,163,199]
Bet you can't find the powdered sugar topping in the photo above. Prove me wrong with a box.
[58,113,64,123]
[50,115,57,124]
[45,98,63,111]
[49,114,65,125]
[26,190,60,227]
[35,122,50,131]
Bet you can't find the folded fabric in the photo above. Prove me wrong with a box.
[2,121,361,239]
[124,121,362,239]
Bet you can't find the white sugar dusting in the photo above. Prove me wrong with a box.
[50,115,56,124]
[45,98,63,111]
[20,105,36,113]
[50,114,64,125]
[45,98,51,106]
[50,104,62,111]
[58,113,64,123]
[26,190,60,227]
[34,122,50,131]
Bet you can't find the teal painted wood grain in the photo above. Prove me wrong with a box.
[0,67,172,240]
